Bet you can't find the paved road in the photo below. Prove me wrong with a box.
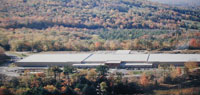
[3,53,22,66]
[0,67,20,77]
[0,53,22,76]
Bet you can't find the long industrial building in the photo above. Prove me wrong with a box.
[15,50,200,68]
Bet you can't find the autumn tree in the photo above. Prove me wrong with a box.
[115,72,123,83]
[96,65,109,76]
[43,85,57,93]
[158,64,170,76]
[0,87,13,95]
[189,38,200,49]
[184,62,199,73]
[15,88,29,95]
[133,39,140,50]
[176,67,182,76]
[100,82,108,95]
[170,67,182,79]
[85,69,97,81]
[50,66,63,80]
[94,42,102,50]
[109,40,120,50]
[0,47,4,54]
[63,65,75,79]
[140,73,149,87]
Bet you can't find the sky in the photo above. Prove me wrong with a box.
[148,0,200,6]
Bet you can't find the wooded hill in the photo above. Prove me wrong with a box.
[0,0,200,51]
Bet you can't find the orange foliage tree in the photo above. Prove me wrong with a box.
[184,62,199,71]
[140,73,149,87]
[0,87,12,95]
[189,38,200,49]
[0,47,4,54]
[43,85,57,93]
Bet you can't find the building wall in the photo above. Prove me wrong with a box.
[15,62,78,67]
[152,62,185,67]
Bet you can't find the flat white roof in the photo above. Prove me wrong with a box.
[125,63,152,66]
[115,50,131,54]
[17,53,200,64]
[73,63,105,66]
[84,54,148,62]
[149,54,200,62]
[18,54,91,62]
[106,60,121,64]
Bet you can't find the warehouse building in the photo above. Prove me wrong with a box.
[15,51,200,68]
[16,54,91,67]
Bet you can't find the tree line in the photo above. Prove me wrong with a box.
[0,62,200,95]
[0,28,200,52]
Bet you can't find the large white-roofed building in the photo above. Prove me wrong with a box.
[82,54,151,68]
[16,54,92,67]
[15,51,200,68]
[149,54,200,62]
[148,54,200,66]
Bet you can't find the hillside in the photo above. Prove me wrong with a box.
[0,0,200,51]
[148,0,200,7]
[1,0,200,30]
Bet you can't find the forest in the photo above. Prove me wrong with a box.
[0,63,200,95]
[0,0,200,51]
